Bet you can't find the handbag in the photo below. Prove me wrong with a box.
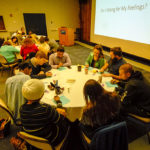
[0,117,11,138]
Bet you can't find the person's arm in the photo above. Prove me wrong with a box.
[62,53,71,67]
[85,53,91,66]
[121,83,137,105]
[46,104,66,124]
[34,44,39,52]
[41,63,52,72]
[30,71,52,79]
[102,73,122,80]
[30,74,46,79]
[99,62,109,72]
[49,54,58,69]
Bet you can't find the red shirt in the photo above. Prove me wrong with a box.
[20,44,39,60]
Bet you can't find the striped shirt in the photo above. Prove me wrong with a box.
[20,102,69,146]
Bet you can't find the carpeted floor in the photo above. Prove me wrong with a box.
[0,43,150,150]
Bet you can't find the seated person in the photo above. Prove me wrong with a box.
[38,36,50,57]
[20,38,39,60]
[100,47,126,79]
[116,63,150,118]
[47,37,59,52]
[49,46,71,69]
[0,41,20,63]
[80,79,120,140]
[28,31,38,44]
[85,45,105,69]
[11,36,19,46]
[20,79,69,147]
[30,51,52,79]
[5,62,31,120]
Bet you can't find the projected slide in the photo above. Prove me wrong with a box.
[95,0,150,44]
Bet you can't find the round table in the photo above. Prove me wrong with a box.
[41,65,116,121]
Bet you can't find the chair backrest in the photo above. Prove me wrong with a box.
[0,98,16,123]
[18,131,53,150]
[90,121,128,150]
[0,54,7,64]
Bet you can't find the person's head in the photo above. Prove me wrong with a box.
[35,51,47,65]
[22,38,34,47]
[22,79,45,102]
[18,62,32,75]
[39,36,45,44]
[45,37,49,43]
[119,63,134,80]
[0,38,4,47]
[3,41,11,46]
[11,36,18,43]
[57,46,65,58]
[110,47,122,60]
[28,31,33,35]
[17,30,22,35]
[93,45,104,59]
[83,79,120,125]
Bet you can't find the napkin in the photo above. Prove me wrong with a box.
[88,67,93,70]
[105,81,118,88]
[57,67,66,71]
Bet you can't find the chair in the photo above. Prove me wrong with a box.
[18,132,54,150]
[0,54,18,76]
[89,121,128,150]
[0,98,20,126]
[127,114,150,144]
[19,129,68,150]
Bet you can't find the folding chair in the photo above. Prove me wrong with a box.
[0,54,18,76]
[0,98,20,126]
[18,132,54,150]
[90,121,128,150]
[19,129,68,150]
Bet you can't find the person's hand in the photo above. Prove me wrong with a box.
[111,79,119,84]
[46,72,52,77]
[102,73,113,77]
[99,68,104,73]
[54,95,60,102]
[38,71,44,75]
[56,108,67,117]
[57,62,63,68]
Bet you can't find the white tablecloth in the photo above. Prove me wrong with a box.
[41,66,115,121]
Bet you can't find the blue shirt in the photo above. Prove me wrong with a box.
[108,58,126,75]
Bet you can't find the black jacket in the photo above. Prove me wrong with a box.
[30,61,51,79]
[118,71,150,115]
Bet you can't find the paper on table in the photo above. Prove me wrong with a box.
[57,67,66,71]
[52,95,70,105]
[66,79,76,83]
[105,81,118,88]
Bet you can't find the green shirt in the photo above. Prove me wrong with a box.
[0,45,20,63]
[85,52,105,69]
